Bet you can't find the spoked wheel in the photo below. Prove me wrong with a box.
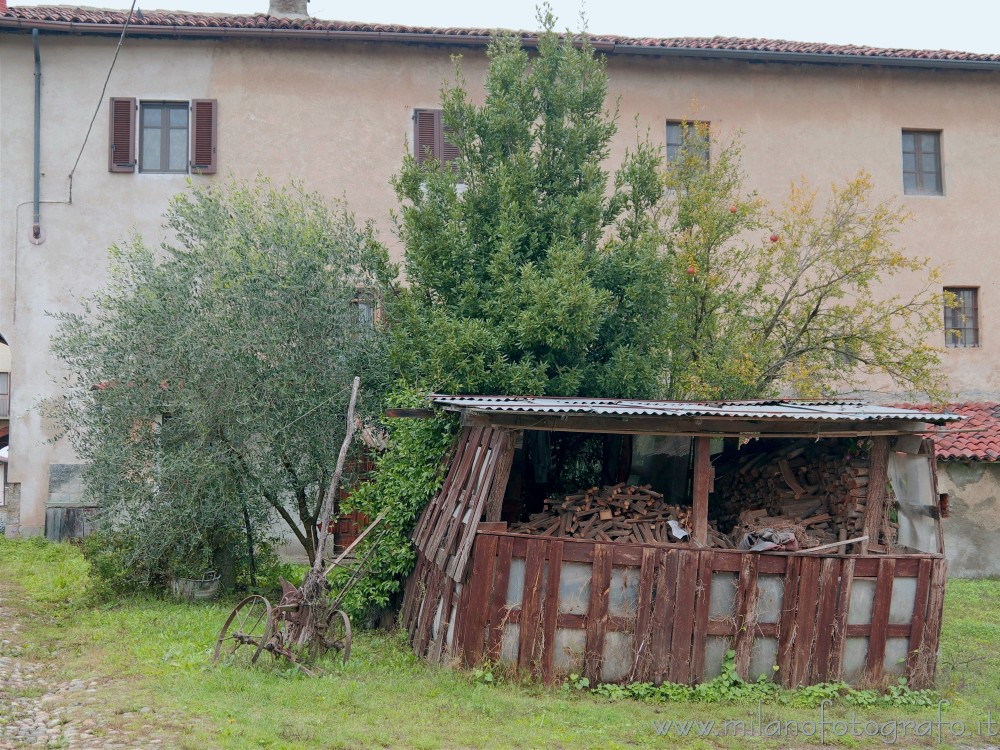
[324,608,352,664]
[213,595,273,665]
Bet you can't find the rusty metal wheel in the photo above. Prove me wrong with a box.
[326,608,352,664]
[213,595,273,665]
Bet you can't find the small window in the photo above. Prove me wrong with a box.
[902,130,942,196]
[944,287,979,347]
[140,102,189,173]
[352,289,377,327]
[413,108,460,169]
[666,120,710,166]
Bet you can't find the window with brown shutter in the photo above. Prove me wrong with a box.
[413,108,459,169]
[190,99,218,174]
[108,97,136,172]
[110,97,217,175]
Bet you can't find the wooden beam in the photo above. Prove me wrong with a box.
[692,436,711,546]
[860,437,889,554]
[460,412,935,438]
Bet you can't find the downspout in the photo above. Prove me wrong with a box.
[31,28,42,243]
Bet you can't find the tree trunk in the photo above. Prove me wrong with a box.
[298,376,361,650]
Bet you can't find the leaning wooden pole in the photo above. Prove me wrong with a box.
[302,376,361,600]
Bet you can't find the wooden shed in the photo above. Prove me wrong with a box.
[400,396,960,688]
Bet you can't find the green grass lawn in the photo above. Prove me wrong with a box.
[1,538,998,749]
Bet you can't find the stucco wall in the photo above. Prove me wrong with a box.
[938,461,1000,577]
[3,31,1000,536]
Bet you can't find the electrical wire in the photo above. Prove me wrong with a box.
[67,0,138,201]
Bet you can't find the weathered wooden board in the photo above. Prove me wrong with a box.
[584,544,612,683]
[540,541,564,683]
[811,557,841,683]
[458,533,499,665]
[865,557,896,682]
[411,426,518,585]
[410,528,944,688]
[517,539,546,675]
[669,551,699,684]
[732,552,760,681]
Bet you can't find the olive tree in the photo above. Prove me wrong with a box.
[50,177,394,586]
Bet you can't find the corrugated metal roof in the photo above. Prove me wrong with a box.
[430,395,961,424]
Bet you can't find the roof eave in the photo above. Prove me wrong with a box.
[1,18,997,71]
[609,43,1000,71]
[454,411,951,438]
[0,17,507,46]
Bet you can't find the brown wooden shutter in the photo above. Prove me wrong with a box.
[442,125,460,167]
[414,109,438,165]
[190,99,218,174]
[108,97,136,173]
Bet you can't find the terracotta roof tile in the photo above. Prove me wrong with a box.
[3,6,999,65]
[896,402,1000,462]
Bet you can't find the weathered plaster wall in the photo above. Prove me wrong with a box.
[1,36,215,534]
[938,461,1000,577]
[3,30,1000,537]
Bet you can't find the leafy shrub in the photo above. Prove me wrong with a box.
[81,530,140,601]
[335,390,457,619]
[568,651,939,708]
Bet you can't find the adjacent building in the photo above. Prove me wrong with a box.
[1,2,998,568]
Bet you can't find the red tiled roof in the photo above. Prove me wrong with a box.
[898,402,1000,462]
[3,6,1000,66]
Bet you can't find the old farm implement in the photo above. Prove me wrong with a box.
[213,510,387,675]
[212,376,389,675]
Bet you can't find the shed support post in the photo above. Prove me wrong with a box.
[860,436,889,554]
[692,436,711,546]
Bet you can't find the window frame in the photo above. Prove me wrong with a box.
[413,108,460,170]
[351,288,378,328]
[138,101,190,174]
[666,120,710,166]
[902,129,943,196]
[944,286,979,348]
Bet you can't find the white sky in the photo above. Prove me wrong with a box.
[12,0,1000,54]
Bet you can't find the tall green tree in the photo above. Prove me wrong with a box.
[50,177,394,583]
[390,10,670,398]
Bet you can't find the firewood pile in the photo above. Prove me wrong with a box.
[714,438,895,551]
[508,483,736,547]
[507,439,897,553]
[509,484,694,544]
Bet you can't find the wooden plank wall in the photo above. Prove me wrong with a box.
[401,426,517,663]
[451,531,947,689]
[411,426,517,584]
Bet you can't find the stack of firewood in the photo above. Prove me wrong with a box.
[509,484,692,544]
[715,441,829,525]
[509,483,739,548]
[713,438,897,550]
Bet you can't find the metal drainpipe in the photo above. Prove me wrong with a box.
[31,28,42,242]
